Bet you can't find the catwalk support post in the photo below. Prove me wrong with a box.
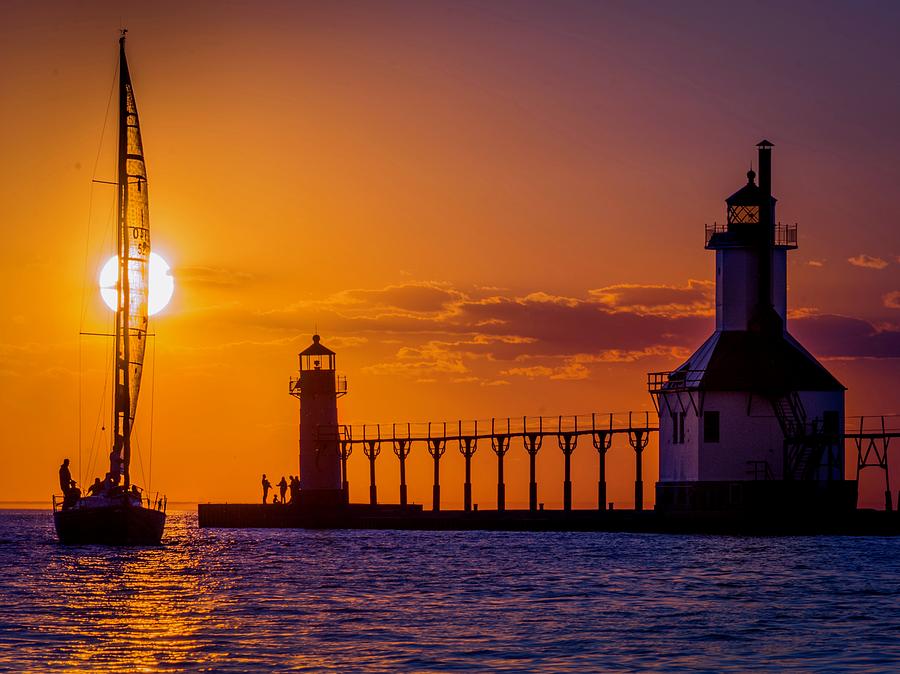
[459,420,478,512]
[558,416,578,512]
[362,425,381,506]
[427,422,447,512]
[523,416,543,511]
[392,423,412,508]
[592,413,613,511]
[628,412,651,511]
[491,418,511,511]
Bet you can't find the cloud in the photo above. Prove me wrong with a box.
[362,340,472,377]
[588,280,714,317]
[335,282,463,316]
[218,279,900,385]
[807,259,825,268]
[848,255,888,269]
[791,314,900,359]
[176,265,256,287]
[884,291,900,310]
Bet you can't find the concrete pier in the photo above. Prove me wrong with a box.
[197,502,900,535]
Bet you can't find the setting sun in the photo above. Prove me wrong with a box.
[99,251,174,316]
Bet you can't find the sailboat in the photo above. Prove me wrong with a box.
[54,32,166,545]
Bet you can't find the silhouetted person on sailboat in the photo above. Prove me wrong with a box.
[87,477,103,496]
[59,459,72,494]
[109,450,122,485]
[278,476,288,503]
[59,459,80,507]
[262,474,272,504]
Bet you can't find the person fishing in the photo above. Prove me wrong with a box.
[278,476,288,504]
[261,474,272,504]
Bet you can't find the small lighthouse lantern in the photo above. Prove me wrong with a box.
[726,170,762,225]
[289,334,348,399]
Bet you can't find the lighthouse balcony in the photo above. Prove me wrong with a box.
[704,222,797,249]
[647,369,705,393]
[288,373,349,398]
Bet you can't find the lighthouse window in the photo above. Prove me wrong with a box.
[728,204,759,224]
[704,411,720,443]
[671,411,686,444]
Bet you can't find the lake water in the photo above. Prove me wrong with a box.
[0,509,898,672]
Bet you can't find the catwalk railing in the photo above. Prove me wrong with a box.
[317,412,657,512]
[314,413,899,512]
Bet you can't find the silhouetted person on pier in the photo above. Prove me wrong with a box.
[289,475,300,504]
[278,476,288,503]
[87,477,103,496]
[261,474,271,504]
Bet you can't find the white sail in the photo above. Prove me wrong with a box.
[111,35,150,487]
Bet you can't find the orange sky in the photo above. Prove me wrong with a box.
[2,1,899,507]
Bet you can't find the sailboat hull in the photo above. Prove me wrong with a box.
[54,504,165,545]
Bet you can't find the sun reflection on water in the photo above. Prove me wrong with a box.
[0,511,898,672]
[3,512,230,672]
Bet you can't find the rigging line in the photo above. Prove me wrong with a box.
[78,335,82,487]
[133,424,147,491]
[78,53,118,484]
[148,334,156,493]
[85,190,119,483]
[134,417,147,490]
[80,52,119,332]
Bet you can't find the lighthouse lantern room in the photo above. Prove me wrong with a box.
[649,141,855,512]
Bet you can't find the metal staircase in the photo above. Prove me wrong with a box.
[771,391,805,439]
[770,392,827,480]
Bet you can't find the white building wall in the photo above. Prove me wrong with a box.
[716,249,756,331]
[699,392,783,481]
[773,249,787,325]
[658,396,700,482]
[716,248,788,331]
[659,388,845,483]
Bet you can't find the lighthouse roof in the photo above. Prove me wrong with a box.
[672,330,843,393]
[300,334,335,357]
[726,171,778,207]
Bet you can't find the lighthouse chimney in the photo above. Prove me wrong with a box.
[754,139,781,334]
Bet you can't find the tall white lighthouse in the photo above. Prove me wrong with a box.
[650,141,855,512]
[289,335,347,506]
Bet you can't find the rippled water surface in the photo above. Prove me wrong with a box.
[0,510,898,672]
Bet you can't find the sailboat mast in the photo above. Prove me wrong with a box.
[113,33,132,489]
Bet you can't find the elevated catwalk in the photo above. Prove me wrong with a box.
[198,413,899,535]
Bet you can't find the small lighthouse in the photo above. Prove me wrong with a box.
[650,141,855,512]
[289,335,348,506]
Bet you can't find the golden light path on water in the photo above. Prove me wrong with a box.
[31,512,227,672]
[1,510,899,671]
